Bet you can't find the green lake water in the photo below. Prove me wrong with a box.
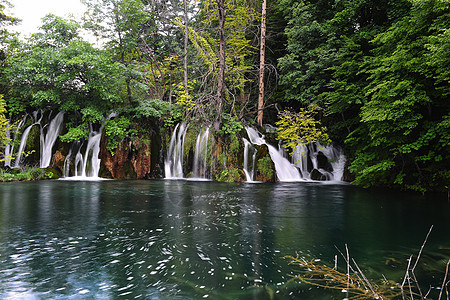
[0,180,449,299]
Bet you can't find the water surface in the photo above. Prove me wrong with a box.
[0,180,449,299]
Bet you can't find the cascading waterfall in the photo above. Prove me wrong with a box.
[63,125,105,179]
[245,127,346,182]
[242,138,257,182]
[62,112,116,180]
[4,115,27,167]
[192,128,210,180]
[81,125,103,178]
[13,111,44,168]
[316,143,346,181]
[164,123,188,179]
[245,127,302,182]
[40,111,65,168]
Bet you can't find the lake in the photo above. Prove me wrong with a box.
[0,180,449,299]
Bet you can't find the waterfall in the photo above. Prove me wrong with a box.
[164,123,188,179]
[292,144,310,179]
[13,111,44,168]
[243,138,257,182]
[40,111,65,168]
[192,128,210,179]
[4,115,27,167]
[63,125,104,179]
[245,127,346,182]
[317,143,346,181]
[81,125,103,177]
[245,127,302,182]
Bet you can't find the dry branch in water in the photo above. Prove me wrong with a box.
[287,226,450,300]
[286,255,404,300]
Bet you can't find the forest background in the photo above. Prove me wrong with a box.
[0,0,448,192]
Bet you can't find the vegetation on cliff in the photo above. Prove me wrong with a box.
[0,0,448,191]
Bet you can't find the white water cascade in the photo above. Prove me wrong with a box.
[4,115,27,167]
[164,123,188,179]
[243,138,257,182]
[63,125,104,179]
[40,111,65,168]
[316,143,346,181]
[245,127,346,182]
[13,111,44,168]
[192,128,210,180]
[245,127,302,182]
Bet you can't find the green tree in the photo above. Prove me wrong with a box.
[0,94,9,159]
[83,0,153,103]
[5,15,122,121]
[348,0,450,191]
[276,104,331,154]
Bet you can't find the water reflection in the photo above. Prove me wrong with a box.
[0,181,449,299]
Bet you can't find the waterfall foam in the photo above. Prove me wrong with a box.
[242,138,257,182]
[13,111,44,168]
[192,128,210,180]
[62,124,105,180]
[164,123,188,179]
[4,115,27,167]
[244,127,346,182]
[40,111,65,168]
[245,127,302,182]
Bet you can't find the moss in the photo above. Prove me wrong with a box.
[44,167,61,179]
[257,155,275,182]
[216,167,244,182]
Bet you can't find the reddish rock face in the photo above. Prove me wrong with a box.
[131,141,152,179]
[99,137,152,179]
[52,150,66,174]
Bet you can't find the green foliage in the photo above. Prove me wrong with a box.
[217,168,242,183]
[32,14,80,47]
[0,94,8,154]
[105,116,137,154]
[135,99,170,118]
[6,34,123,116]
[257,155,274,181]
[346,0,450,191]
[173,81,196,111]
[219,114,243,136]
[0,167,45,182]
[276,105,330,154]
[60,123,89,143]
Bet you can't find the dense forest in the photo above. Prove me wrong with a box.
[0,0,449,192]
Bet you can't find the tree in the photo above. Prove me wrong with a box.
[257,0,267,128]
[6,15,122,121]
[276,104,330,154]
[347,0,450,191]
[215,0,226,132]
[83,0,150,103]
[0,94,9,160]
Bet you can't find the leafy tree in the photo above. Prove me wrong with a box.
[348,0,450,191]
[83,0,153,103]
[5,15,122,121]
[0,94,9,159]
[276,104,330,154]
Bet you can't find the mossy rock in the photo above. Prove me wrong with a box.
[216,167,245,182]
[310,169,326,181]
[44,166,62,179]
[256,155,276,182]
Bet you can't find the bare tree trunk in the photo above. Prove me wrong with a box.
[183,0,189,97]
[215,0,226,132]
[257,0,267,128]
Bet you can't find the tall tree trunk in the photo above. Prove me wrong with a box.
[215,0,226,132]
[257,0,267,128]
[183,0,189,97]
